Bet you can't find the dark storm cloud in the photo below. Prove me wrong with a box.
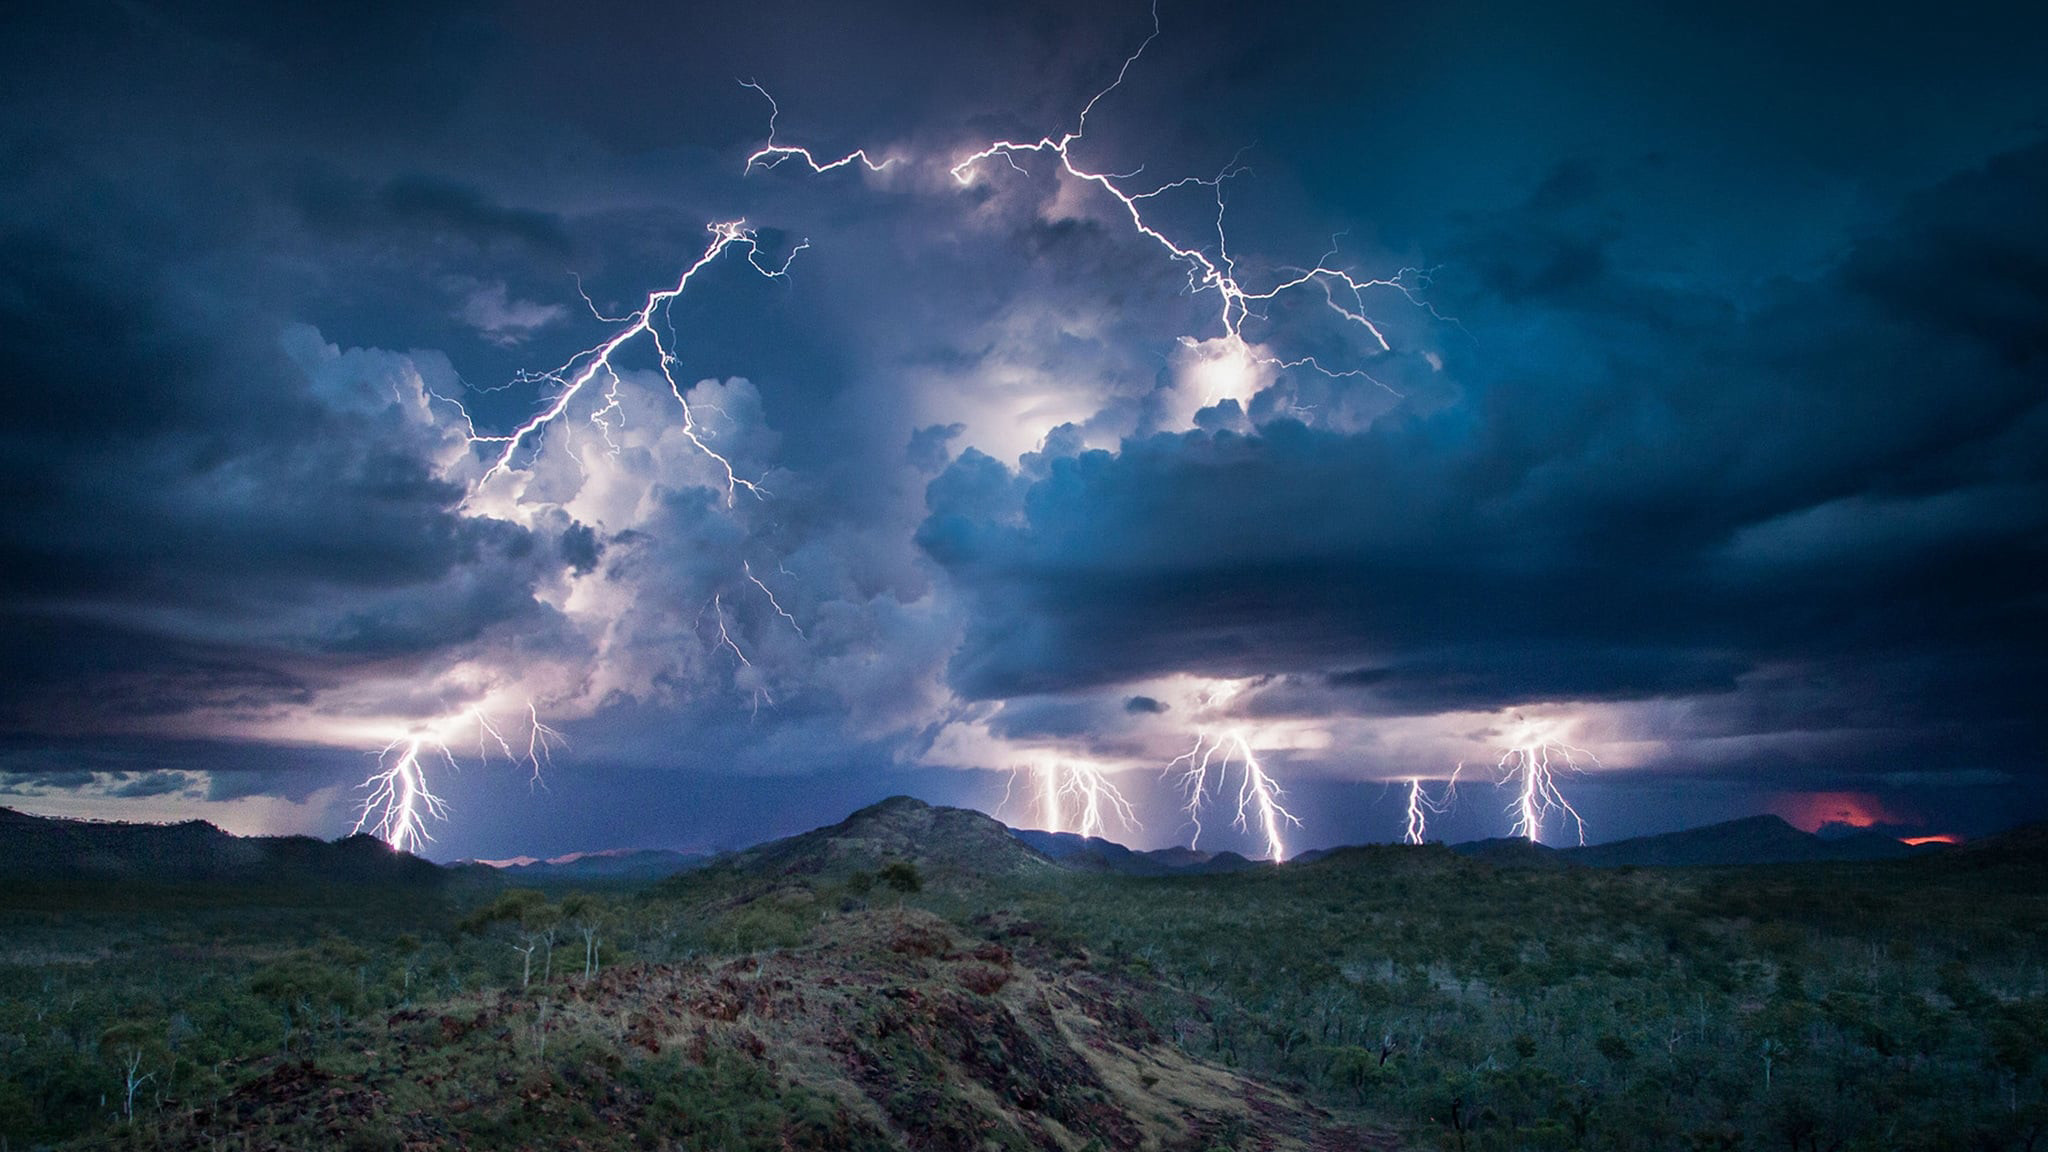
[104,771,200,799]
[0,167,563,728]
[921,139,2048,762]
[287,172,573,256]
[4,0,2046,851]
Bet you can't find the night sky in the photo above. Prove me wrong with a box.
[3,0,2044,860]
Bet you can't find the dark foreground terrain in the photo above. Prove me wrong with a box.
[1,799,2043,1151]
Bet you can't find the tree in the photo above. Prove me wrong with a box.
[879,861,921,894]
[98,1023,159,1125]
[560,893,610,981]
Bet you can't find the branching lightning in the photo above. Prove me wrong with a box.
[742,82,896,176]
[1023,759,1139,839]
[1494,732,1598,846]
[944,2,1436,391]
[353,706,561,853]
[363,118,845,848]
[461,220,805,501]
[354,737,451,856]
[747,4,1438,400]
[1403,765,1460,845]
[1166,731,1300,862]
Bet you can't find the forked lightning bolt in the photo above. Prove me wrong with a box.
[1496,734,1597,846]
[1403,765,1460,845]
[354,737,450,856]
[463,220,805,501]
[742,82,896,176]
[946,3,1437,387]
[372,203,826,848]
[354,707,561,853]
[1167,731,1300,862]
[1027,760,1140,839]
[749,4,1437,392]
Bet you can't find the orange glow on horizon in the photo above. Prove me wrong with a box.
[1771,790,1914,833]
[1900,834,1961,846]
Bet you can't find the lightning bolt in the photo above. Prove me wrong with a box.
[944,2,1437,391]
[1403,765,1460,845]
[1029,759,1139,839]
[353,737,451,856]
[742,82,896,176]
[1496,733,1597,846]
[705,592,774,717]
[462,220,805,501]
[352,706,560,854]
[386,152,834,844]
[748,3,1439,401]
[744,560,805,638]
[1167,731,1299,862]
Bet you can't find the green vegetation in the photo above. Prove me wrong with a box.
[991,846,2048,1150]
[1,812,2042,1150]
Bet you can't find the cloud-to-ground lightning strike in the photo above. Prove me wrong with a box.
[353,706,562,853]
[370,179,834,848]
[1167,731,1301,862]
[462,220,804,501]
[1403,765,1460,845]
[1020,759,1140,839]
[354,737,451,856]
[1494,731,1598,845]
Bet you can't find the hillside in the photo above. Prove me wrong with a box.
[3,799,2044,1151]
[1011,829,1263,876]
[0,806,444,885]
[1439,814,1942,869]
[129,908,1388,1152]
[1563,813,1927,867]
[712,795,1061,882]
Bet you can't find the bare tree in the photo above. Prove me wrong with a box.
[120,1047,153,1124]
[512,940,538,988]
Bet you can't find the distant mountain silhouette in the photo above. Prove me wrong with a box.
[1444,814,1943,869]
[0,807,445,885]
[1448,836,1570,867]
[469,847,711,883]
[714,795,1059,882]
[1565,814,1928,868]
[1918,820,2047,883]
[1010,829,1266,875]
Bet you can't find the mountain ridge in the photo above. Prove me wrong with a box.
[8,801,2017,888]
[0,806,445,885]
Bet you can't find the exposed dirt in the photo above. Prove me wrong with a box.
[111,909,1397,1151]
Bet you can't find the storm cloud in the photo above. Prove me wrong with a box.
[2,0,2043,856]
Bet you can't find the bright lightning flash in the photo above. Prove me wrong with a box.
[1495,726,1598,846]
[461,220,804,502]
[1168,731,1300,862]
[1026,759,1139,840]
[388,204,822,846]
[353,737,450,856]
[1403,765,1460,846]
[945,2,1437,392]
[749,4,1438,402]
[353,707,561,854]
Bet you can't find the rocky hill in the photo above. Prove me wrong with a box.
[133,908,1392,1152]
[714,795,1062,883]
